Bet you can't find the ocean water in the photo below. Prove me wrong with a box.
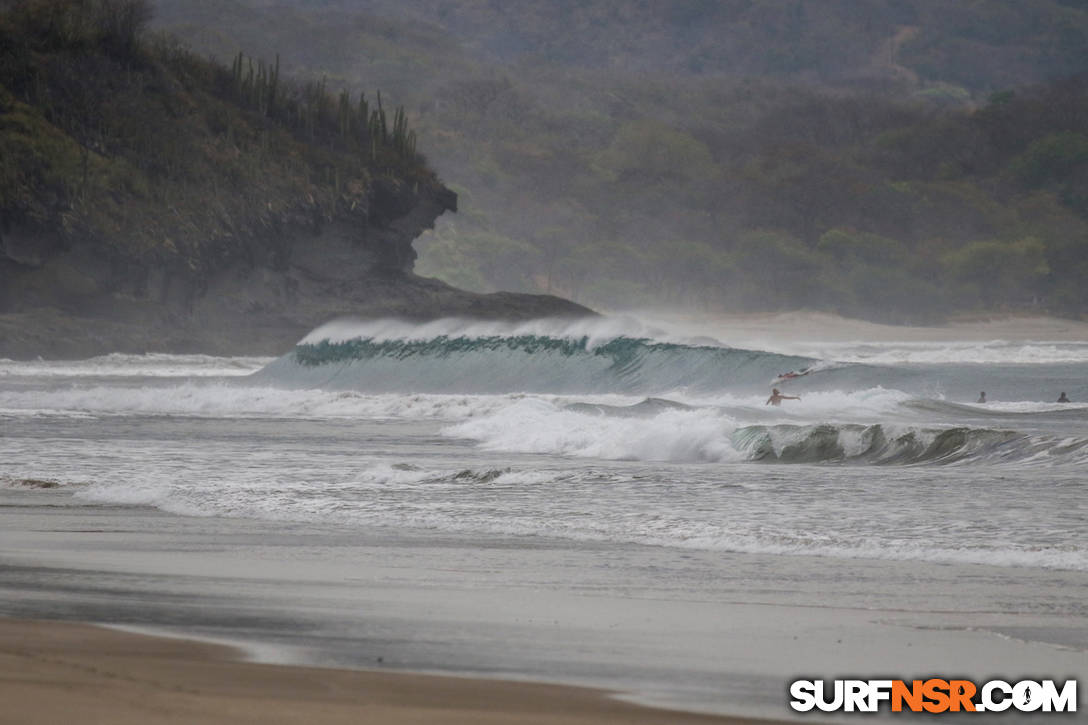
[2,316,1087,719]
[3,317,1088,573]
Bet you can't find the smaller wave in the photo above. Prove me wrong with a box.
[563,397,693,417]
[445,398,1088,466]
[0,475,61,489]
[730,423,1084,465]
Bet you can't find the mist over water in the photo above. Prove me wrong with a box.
[2,317,1087,574]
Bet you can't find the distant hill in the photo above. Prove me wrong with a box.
[358,0,1088,91]
[152,0,1088,321]
[153,0,1088,96]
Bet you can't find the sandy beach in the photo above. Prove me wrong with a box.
[0,618,779,725]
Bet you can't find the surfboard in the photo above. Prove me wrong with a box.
[771,368,812,385]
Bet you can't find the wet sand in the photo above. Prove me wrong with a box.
[2,483,1086,722]
[0,618,779,725]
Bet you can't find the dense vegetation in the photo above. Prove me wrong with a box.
[0,0,439,304]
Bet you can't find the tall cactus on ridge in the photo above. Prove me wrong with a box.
[223,51,420,163]
[338,90,351,140]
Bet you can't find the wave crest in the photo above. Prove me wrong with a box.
[259,328,813,394]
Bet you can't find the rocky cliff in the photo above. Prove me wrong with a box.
[0,179,589,358]
[0,1,590,359]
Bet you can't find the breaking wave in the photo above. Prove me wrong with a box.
[733,423,1088,465]
[255,318,818,394]
[445,397,1088,467]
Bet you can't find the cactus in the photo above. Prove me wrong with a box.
[232,51,243,94]
[357,92,370,146]
[376,90,387,143]
[268,53,279,114]
[224,53,419,163]
[338,89,351,140]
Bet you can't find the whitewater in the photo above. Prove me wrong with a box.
[2,316,1087,574]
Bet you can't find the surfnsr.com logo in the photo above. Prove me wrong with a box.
[789,679,1078,713]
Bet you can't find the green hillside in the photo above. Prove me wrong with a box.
[0,0,441,304]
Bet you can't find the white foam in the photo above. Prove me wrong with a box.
[0,384,546,420]
[445,398,744,462]
[298,315,734,351]
[75,480,187,509]
[440,388,917,465]
[0,353,273,378]
[69,463,1088,572]
[836,426,873,458]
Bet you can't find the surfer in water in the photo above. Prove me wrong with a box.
[977,391,987,404]
[1058,392,1070,403]
[776,367,812,381]
[766,388,801,406]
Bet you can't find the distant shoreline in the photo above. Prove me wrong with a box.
[620,309,1088,344]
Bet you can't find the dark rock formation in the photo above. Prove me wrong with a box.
[0,181,592,359]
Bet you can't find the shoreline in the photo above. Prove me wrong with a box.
[2,488,1086,722]
[0,617,783,724]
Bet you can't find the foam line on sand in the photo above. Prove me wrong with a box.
[0,618,786,725]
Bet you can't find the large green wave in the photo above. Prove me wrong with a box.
[259,334,816,394]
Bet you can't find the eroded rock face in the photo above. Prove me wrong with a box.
[0,182,592,359]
